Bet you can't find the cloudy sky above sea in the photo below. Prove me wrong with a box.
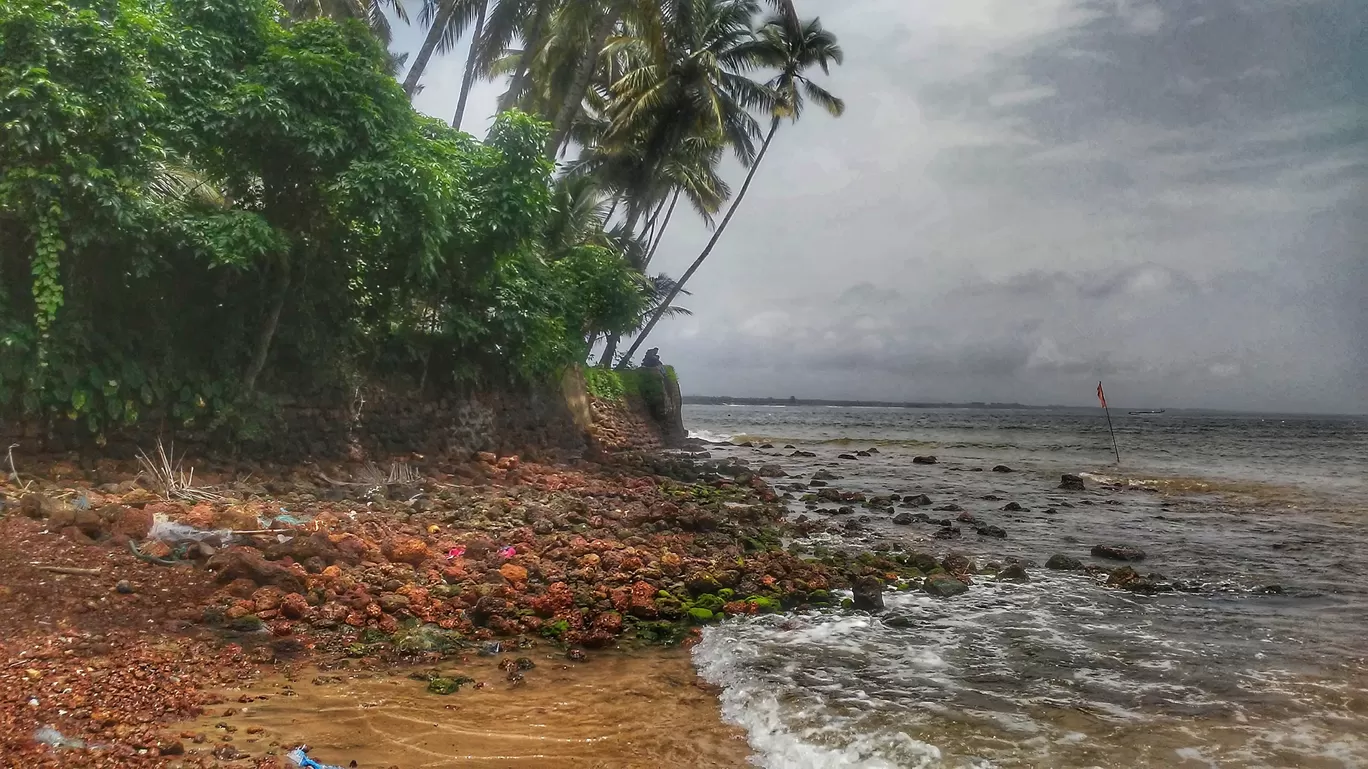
[393,0,1367,413]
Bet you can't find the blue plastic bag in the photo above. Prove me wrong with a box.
[286,746,346,769]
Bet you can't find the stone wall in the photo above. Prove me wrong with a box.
[0,366,686,462]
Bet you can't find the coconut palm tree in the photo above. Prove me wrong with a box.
[597,0,772,235]
[401,0,487,101]
[616,12,843,368]
[283,0,410,46]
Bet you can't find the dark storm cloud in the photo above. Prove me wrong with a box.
[392,0,1367,412]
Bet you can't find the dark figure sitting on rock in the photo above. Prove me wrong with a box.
[641,347,662,368]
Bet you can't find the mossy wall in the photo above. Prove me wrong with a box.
[574,365,686,451]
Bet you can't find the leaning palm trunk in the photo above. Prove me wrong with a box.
[617,118,780,368]
[502,1,551,111]
[644,188,681,268]
[546,9,619,156]
[403,0,456,97]
[597,333,620,367]
[452,0,489,128]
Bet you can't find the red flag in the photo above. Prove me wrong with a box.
[1097,381,1107,409]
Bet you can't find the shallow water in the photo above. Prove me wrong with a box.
[187,650,749,768]
[686,405,1368,768]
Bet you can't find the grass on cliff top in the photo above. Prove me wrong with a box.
[584,366,676,402]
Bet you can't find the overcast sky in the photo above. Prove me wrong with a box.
[393,0,1367,413]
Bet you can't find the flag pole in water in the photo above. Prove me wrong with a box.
[1097,381,1121,464]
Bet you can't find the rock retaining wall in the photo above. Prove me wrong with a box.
[0,366,685,461]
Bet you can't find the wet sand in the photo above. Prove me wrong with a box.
[184,648,751,768]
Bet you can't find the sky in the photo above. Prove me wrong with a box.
[391,0,1368,414]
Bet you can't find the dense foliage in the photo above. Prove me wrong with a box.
[0,0,646,437]
[397,0,845,367]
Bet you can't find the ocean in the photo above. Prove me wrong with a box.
[683,405,1368,768]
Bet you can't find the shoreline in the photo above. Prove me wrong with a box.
[0,445,913,766]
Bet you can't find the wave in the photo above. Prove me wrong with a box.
[687,429,734,443]
[1079,471,1316,505]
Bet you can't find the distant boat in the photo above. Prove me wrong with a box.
[1128,409,1166,415]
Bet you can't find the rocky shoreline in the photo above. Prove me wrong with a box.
[0,435,1283,766]
[0,442,923,766]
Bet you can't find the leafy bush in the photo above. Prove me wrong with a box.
[0,0,645,439]
[583,368,626,401]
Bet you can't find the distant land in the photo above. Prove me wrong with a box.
[678,396,1301,416]
[681,395,1070,410]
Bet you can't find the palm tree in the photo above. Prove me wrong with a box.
[283,0,410,46]
[401,0,487,101]
[451,0,490,128]
[478,0,560,111]
[616,12,843,368]
[598,0,772,234]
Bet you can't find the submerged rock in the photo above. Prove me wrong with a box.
[1046,554,1084,571]
[912,456,939,465]
[852,576,885,612]
[1059,474,1086,490]
[891,512,915,525]
[998,564,1030,582]
[932,526,961,540]
[812,469,841,481]
[924,574,968,598]
[1001,502,1025,512]
[1091,544,1146,562]
[756,464,787,478]
[991,465,1014,473]
[903,494,932,507]
[975,524,1007,539]
[1106,566,1164,593]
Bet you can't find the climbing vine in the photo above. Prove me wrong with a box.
[0,0,645,439]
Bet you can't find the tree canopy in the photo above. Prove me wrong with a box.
[0,0,646,437]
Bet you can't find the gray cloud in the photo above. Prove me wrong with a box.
[392,0,1367,413]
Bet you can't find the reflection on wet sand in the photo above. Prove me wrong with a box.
[186,649,750,768]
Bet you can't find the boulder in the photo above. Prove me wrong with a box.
[756,465,787,478]
[932,504,962,512]
[912,456,938,465]
[19,493,60,519]
[932,526,961,540]
[206,548,306,593]
[941,553,973,574]
[837,453,858,460]
[998,564,1030,582]
[909,552,939,572]
[924,574,968,598]
[1045,554,1084,571]
[851,576,885,612]
[891,512,915,525]
[904,494,932,507]
[73,509,105,539]
[1091,544,1146,562]
[1001,502,1025,512]
[1059,474,1086,491]
[991,465,1014,473]
[975,525,1007,539]
[1106,566,1162,593]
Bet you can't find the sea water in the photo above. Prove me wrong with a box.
[685,405,1368,768]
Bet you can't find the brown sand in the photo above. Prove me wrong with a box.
[184,648,752,768]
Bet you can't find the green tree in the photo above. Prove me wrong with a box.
[400,0,485,100]
[0,0,645,437]
[283,0,411,46]
[617,12,842,367]
[597,0,771,234]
